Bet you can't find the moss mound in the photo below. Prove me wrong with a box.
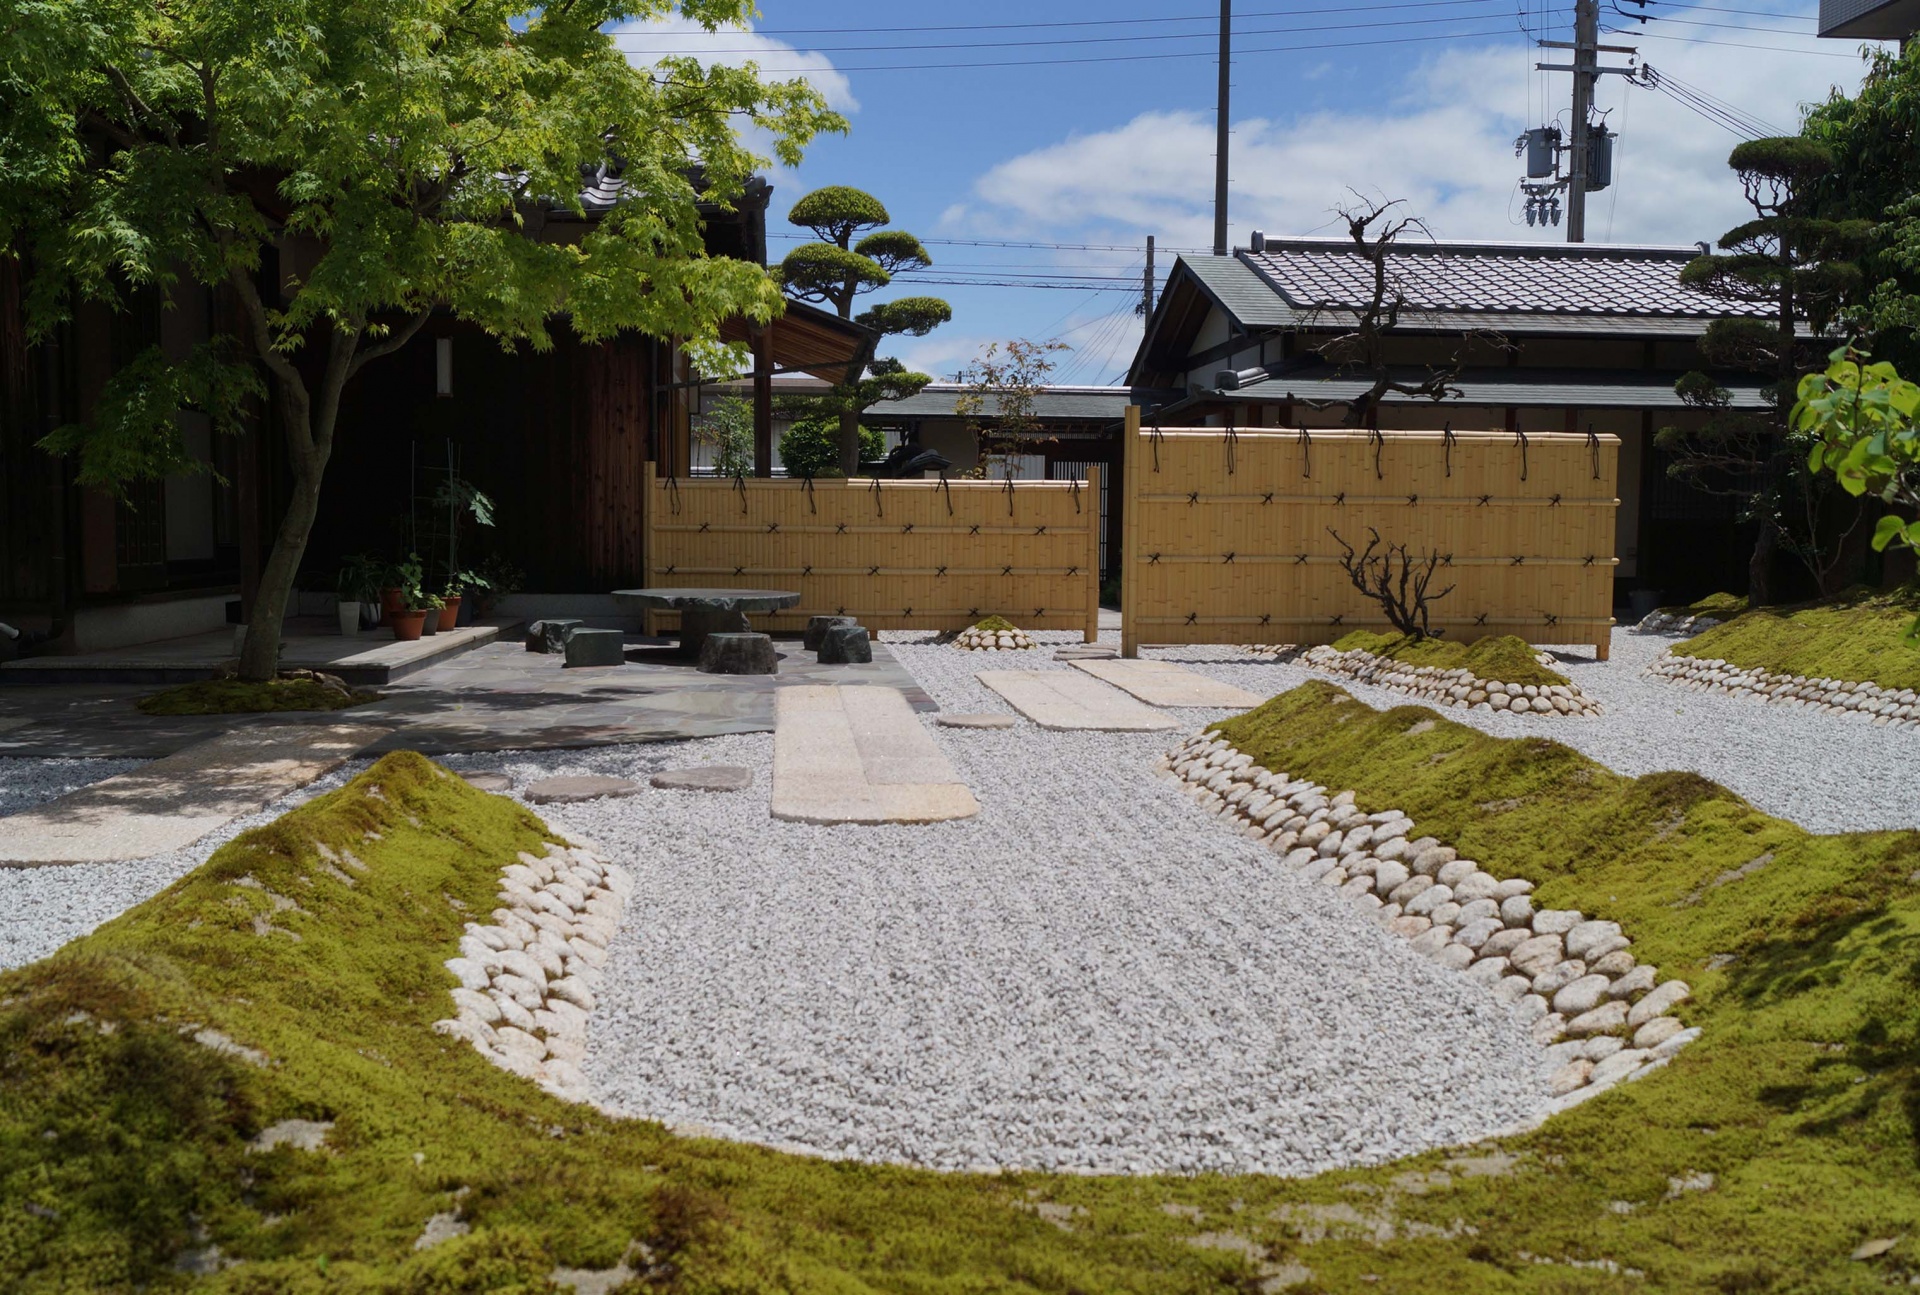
[136,678,376,716]
[1331,629,1569,687]
[1659,591,1748,621]
[7,723,1920,1290]
[969,615,1021,633]
[1674,585,1920,691]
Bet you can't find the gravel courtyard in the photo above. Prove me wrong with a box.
[3,625,1914,1175]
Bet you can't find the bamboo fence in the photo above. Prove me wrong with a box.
[643,464,1101,640]
[1119,410,1618,658]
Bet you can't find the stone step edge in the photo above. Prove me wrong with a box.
[433,842,635,1104]
[1158,730,1696,1113]
[1646,652,1920,728]
[1250,644,1601,717]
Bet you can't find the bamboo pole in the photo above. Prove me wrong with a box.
[1084,465,1101,642]
[1121,406,1142,658]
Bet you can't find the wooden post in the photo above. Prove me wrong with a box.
[641,461,658,638]
[1084,466,1101,642]
[1121,406,1141,658]
[751,325,773,477]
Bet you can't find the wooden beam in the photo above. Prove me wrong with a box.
[752,325,773,477]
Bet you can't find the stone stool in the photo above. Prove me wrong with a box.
[526,618,583,653]
[817,624,872,665]
[698,631,778,675]
[804,614,859,652]
[563,628,627,667]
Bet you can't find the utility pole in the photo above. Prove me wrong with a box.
[1214,0,1230,256]
[1567,0,1598,242]
[1143,235,1156,318]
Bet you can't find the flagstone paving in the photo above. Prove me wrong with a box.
[1069,657,1262,708]
[771,685,978,825]
[976,669,1180,731]
[0,724,387,868]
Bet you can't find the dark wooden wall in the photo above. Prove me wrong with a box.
[313,321,655,594]
[0,258,62,608]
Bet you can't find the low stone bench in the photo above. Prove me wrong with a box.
[699,631,778,675]
[563,628,627,668]
[818,624,872,665]
[526,619,584,654]
[804,615,859,651]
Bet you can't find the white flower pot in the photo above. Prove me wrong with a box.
[337,601,362,637]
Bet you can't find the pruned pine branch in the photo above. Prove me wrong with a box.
[1330,526,1455,641]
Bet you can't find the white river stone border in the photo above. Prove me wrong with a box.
[1645,652,1920,729]
[1257,644,1601,717]
[953,626,1036,651]
[1160,730,1698,1106]
[433,843,634,1103]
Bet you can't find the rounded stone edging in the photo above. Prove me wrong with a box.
[433,843,634,1104]
[1158,731,1697,1111]
[1645,651,1920,729]
[953,626,1035,651]
[1261,644,1601,717]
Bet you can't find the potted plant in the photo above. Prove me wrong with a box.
[389,555,432,642]
[435,581,465,632]
[467,556,523,621]
[336,554,384,637]
[432,475,495,624]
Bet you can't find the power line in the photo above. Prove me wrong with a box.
[629,21,1525,72]
[637,0,1523,38]
[1604,24,1866,54]
[767,232,1214,254]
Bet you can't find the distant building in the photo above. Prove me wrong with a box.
[1818,0,1919,39]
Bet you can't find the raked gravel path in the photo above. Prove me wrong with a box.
[475,636,1554,1177]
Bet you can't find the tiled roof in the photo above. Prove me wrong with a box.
[868,384,1179,421]
[1191,365,1768,411]
[1241,237,1768,321]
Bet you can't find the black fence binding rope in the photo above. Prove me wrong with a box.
[732,472,748,514]
[938,471,953,514]
[1369,427,1385,480]
[868,477,883,518]
[803,472,817,514]
[1513,427,1530,482]
[1587,426,1602,481]
[1443,422,1456,477]
[1223,422,1239,476]
[665,473,681,515]
[1297,426,1313,478]
[1149,418,1165,472]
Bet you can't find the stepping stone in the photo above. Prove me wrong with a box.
[1054,646,1118,661]
[976,670,1179,732]
[699,631,777,675]
[936,713,1016,730]
[526,619,583,653]
[1069,658,1262,708]
[0,723,389,868]
[772,685,979,824]
[650,765,751,792]
[564,628,627,668]
[523,774,641,804]
[463,772,511,793]
[817,624,872,665]
[804,615,859,651]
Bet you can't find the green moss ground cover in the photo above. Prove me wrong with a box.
[136,679,377,717]
[969,615,1021,634]
[5,708,1920,1291]
[1329,630,1569,687]
[1673,586,1920,690]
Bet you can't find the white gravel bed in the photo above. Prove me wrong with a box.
[0,757,369,971]
[489,636,1554,1177]
[1154,628,1920,835]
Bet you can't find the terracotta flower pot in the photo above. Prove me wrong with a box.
[380,586,404,619]
[436,594,462,632]
[391,610,427,642]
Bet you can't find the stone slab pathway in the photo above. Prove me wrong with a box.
[0,724,387,868]
[976,669,1179,732]
[1069,658,1263,709]
[771,685,978,825]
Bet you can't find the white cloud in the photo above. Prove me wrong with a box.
[608,14,857,113]
[963,36,1882,250]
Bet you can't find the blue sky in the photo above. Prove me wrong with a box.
[619,2,1888,385]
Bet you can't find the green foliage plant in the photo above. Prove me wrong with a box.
[3,0,843,683]
[777,415,882,479]
[335,554,386,606]
[1330,629,1568,687]
[954,338,1070,473]
[693,393,755,478]
[779,186,950,474]
[9,708,1920,1289]
[1674,585,1920,688]
[1660,137,1872,605]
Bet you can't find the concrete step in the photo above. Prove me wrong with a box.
[1069,658,1262,709]
[772,685,978,825]
[976,669,1179,731]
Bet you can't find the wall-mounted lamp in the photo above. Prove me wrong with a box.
[435,337,453,397]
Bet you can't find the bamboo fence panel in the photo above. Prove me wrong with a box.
[644,465,1100,640]
[1119,410,1618,658]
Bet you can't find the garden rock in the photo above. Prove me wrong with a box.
[524,775,642,805]
[650,766,752,793]
[463,773,511,793]
[818,624,873,665]
[526,619,583,653]
[804,616,859,652]
[563,628,627,668]
[698,632,778,675]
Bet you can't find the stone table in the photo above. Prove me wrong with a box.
[613,587,801,660]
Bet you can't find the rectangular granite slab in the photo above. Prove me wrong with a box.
[1068,658,1263,709]
[975,669,1180,731]
[0,723,389,867]
[771,685,978,825]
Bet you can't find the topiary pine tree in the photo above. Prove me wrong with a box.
[779,186,950,475]
[1659,137,1870,604]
